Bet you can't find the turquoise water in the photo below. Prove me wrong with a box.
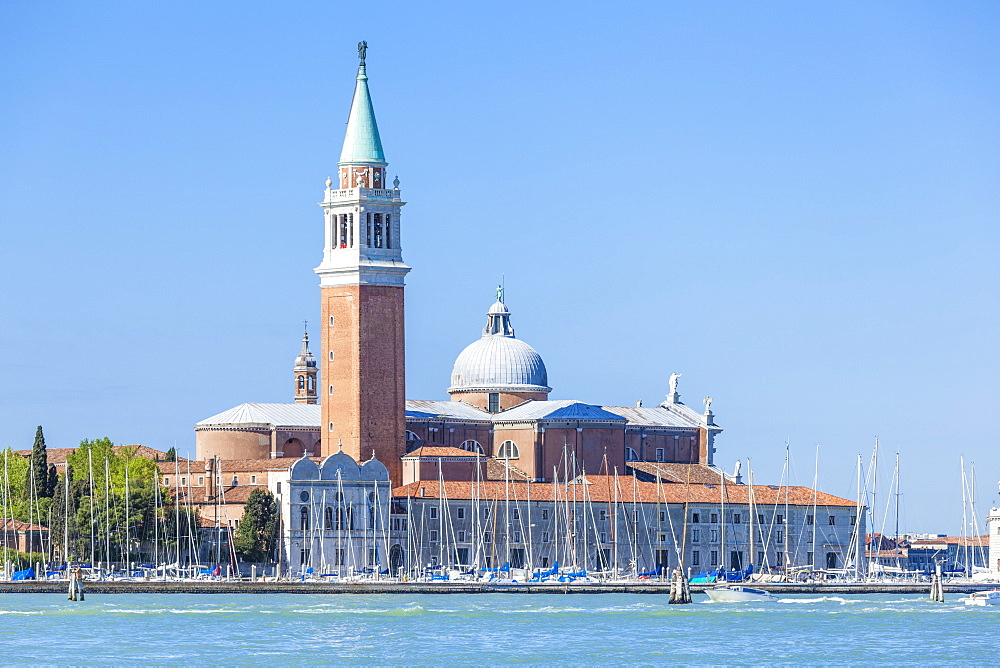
[0,593,995,665]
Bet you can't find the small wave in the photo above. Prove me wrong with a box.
[0,610,43,615]
[779,596,848,604]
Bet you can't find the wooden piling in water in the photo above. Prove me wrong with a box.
[668,568,692,604]
[67,568,85,601]
[930,563,944,603]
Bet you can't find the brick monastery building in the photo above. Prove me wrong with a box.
[180,48,863,576]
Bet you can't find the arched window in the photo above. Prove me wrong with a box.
[300,507,310,531]
[329,315,335,327]
[497,440,519,460]
[335,506,351,531]
[374,213,383,248]
[460,440,484,454]
[231,475,239,486]
[625,447,639,461]
[385,214,391,248]
[298,376,305,389]
[324,506,333,530]
[329,351,335,361]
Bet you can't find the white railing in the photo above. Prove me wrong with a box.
[325,187,398,202]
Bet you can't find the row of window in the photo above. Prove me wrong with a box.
[404,436,702,463]
[298,504,378,531]
[689,512,854,526]
[625,439,699,462]
[162,475,257,487]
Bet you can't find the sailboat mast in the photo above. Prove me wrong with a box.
[894,451,900,570]
[719,467,726,572]
[811,447,819,572]
[748,461,755,570]
[63,461,70,568]
[88,448,95,570]
[961,456,968,577]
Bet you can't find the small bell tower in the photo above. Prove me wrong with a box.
[294,326,318,404]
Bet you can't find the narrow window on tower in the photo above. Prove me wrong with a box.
[340,216,348,248]
[374,213,383,248]
[329,351,335,361]
[328,422,335,432]
[366,213,372,246]
[348,213,354,247]
[329,385,334,396]
[385,214,391,248]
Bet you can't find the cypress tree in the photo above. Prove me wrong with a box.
[47,465,58,498]
[163,446,177,462]
[24,426,51,499]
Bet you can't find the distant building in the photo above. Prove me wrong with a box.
[1,519,49,554]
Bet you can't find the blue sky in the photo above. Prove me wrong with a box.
[1,1,997,533]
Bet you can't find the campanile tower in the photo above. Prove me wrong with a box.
[315,44,410,483]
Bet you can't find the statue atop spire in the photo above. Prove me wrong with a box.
[496,284,504,303]
[339,41,385,169]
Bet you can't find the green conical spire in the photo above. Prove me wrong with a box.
[339,64,386,165]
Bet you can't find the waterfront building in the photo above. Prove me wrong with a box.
[188,48,865,577]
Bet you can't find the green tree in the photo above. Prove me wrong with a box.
[50,465,75,561]
[233,488,278,562]
[63,439,164,563]
[163,446,177,462]
[24,426,52,499]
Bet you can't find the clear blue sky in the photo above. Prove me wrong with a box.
[2,1,997,534]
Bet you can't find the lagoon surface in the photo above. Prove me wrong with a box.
[0,592,994,665]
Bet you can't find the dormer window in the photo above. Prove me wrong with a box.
[488,393,500,413]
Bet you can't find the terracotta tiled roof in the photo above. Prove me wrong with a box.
[158,457,319,474]
[16,444,182,465]
[485,458,531,481]
[403,446,483,459]
[392,475,856,507]
[910,535,989,548]
[2,518,49,531]
[627,462,735,484]
[170,484,269,505]
[866,549,909,559]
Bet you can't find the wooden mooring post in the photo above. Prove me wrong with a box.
[67,568,85,601]
[668,568,692,604]
[929,562,944,603]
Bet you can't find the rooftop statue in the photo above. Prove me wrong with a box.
[358,41,368,65]
[669,372,682,396]
[704,396,713,412]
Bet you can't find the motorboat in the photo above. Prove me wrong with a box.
[961,590,1000,606]
[705,585,778,603]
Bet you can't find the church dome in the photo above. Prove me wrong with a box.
[448,295,551,394]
